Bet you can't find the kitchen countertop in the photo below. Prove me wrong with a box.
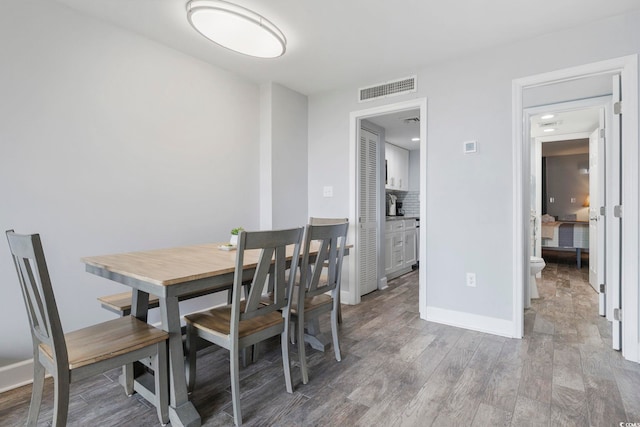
[386,216,419,221]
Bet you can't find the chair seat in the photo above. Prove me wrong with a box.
[291,294,332,316]
[39,316,168,370]
[185,304,284,340]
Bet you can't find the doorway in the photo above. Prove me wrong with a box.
[347,98,428,319]
[512,55,639,362]
[527,98,610,328]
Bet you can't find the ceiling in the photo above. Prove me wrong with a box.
[531,108,599,156]
[366,109,421,151]
[53,0,640,95]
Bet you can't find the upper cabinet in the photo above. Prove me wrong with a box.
[385,143,409,191]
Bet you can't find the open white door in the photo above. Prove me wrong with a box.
[588,116,605,315]
[608,74,622,351]
[358,127,379,296]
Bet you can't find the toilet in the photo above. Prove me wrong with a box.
[529,256,546,299]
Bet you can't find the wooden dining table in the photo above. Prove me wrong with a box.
[82,241,346,427]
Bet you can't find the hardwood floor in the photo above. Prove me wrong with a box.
[2,259,640,426]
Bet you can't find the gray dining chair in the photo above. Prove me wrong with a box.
[5,230,169,426]
[184,227,303,426]
[308,217,348,324]
[294,221,349,384]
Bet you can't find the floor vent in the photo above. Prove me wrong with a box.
[359,76,417,102]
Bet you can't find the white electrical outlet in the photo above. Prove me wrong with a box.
[466,272,476,287]
[323,186,333,197]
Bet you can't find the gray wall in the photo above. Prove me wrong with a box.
[308,10,640,325]
[408,149,421,192]
[270,84,309,229]
[259,82,308,230]
[545,154,590,222]
[0,2,261,367]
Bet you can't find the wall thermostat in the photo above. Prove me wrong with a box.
[463,140,477,154]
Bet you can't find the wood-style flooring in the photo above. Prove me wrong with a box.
[2,256,640,426]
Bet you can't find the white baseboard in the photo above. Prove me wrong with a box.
[341,289,356,305]
[0,358,41,394]
[426,306,516,338]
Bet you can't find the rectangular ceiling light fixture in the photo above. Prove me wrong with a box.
[358,75,417,102]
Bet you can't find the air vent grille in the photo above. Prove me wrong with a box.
[359,76,417,102]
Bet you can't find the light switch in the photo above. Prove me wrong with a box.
[323,186,333,197]
[550,197,555,203]
[570,197,576,204]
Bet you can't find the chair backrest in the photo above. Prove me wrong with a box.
[309,217,349,226]
[231,228,303,326]
[300,222,349,299]
[5,230,69,367]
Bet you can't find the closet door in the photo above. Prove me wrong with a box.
[359,127,379,295]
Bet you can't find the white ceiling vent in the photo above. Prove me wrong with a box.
[358,75,417,102]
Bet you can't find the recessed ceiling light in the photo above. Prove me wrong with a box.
[543,128,556,132]
[411,137,420,142]
[540,114,555,120]
[186,0,287,58]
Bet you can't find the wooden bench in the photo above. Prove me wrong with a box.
[98,292,161,316]
[97,286,234,317]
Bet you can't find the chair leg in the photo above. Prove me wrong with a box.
[290,318,296,344]
[229,343,242,426]
[26,360,45,427]
[281,325,293,393]
[331,308,342,362]
[154,342,169,425]
[121,364,134,396]
[297,314,309,384]
[251,343,259,364]
[185,324,197,393]
[52,373,70,427]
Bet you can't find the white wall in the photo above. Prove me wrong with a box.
[308,10,640,333]
[0,1,261,369]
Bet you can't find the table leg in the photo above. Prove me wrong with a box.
[577,248,582,269]
[304,318,331,352]
[160,296,201,427]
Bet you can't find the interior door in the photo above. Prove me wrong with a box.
[588,129,598,292]
[608,74,622,351]
[358,127,379,296]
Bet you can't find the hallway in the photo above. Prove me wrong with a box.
[522,250,640,425]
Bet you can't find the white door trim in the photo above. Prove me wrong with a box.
[512,55,639,363]
[348,97,428,319]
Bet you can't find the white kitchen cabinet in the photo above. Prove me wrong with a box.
[385,143,409,191]
[403,220,417,268]
[385,218,417,279]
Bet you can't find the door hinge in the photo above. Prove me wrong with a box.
[614,308,622,321]
[614,101,622,115]
[599,284,605,293]
[600,128,605,138]
[614,205,622,218]
[600,206,606,216]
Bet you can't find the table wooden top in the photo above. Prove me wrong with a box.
[82,242,317,287]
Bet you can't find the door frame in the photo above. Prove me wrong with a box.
[512,55,639,362]
[348,97,428,319]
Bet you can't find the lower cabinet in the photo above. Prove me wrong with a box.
[385,218,417,280]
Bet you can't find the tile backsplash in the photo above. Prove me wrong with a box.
[387,190,420,217]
